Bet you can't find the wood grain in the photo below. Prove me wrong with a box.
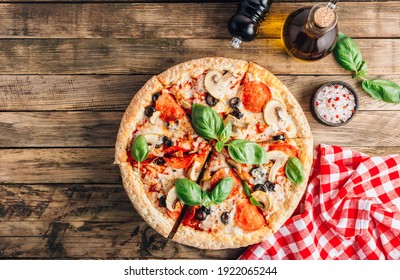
[0,148,119,184]
[0,112,122,147]
[2,75,399,112]
[0,111,400,148]
[0,2,398,39]
[0,184,243,259]
[0,38,399,75]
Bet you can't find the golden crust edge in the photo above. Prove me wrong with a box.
[157,57,249,86]
[114,76,164,164]
[247,62,312,139]
[119,162,175,238]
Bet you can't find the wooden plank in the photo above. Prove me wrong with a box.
[0,0,391,3]
[1,111,400,148]
[0,2,398,39]
[0,39,398,75]
[0,184,243,259]
[1,75,399,112]
[0,112,122,147]
[0,148,119,184]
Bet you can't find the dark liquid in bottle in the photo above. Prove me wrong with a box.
[282,6,338,61]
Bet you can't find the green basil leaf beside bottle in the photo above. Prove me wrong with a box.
[285,156,305,185]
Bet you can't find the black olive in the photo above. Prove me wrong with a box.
[254,184,266,192]
[221,212,230,224]
[273,134,286,141]
[264,181,276,192]
[229,97,241,109]
[154,157,165,165]
[231,108,244,119]
[195,206,209,221]
[162,136,173,147]
[158,195,166,208]
[152,93,161,103]
[206,93,218,107]
[145,106,156,117]
[250,167,265,180]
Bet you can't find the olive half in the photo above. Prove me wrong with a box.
[206,93,218,107]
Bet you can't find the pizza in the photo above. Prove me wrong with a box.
[115,57,313,249]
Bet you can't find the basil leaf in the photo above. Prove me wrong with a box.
[228,140,268,164]
[215,141,225,153]
[362,79,400,104]
[131,135,149,163]
[250,197,262,207]
[201,191,212,208]
[333,32,365,76]
[285,156,305,185]
[175,179,203,206]
[219,122,232,142]
[191,104,224,140]
[354,60,368,78]
[211,177,234,204]
[243,182,251,197]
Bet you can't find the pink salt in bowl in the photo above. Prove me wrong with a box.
[311,81,359,127]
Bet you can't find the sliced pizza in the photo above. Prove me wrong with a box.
[157,57,249,117]
[222,138,313,231]
[225,62,312,142]
[115,76,212,237]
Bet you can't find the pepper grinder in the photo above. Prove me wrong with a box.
[228,0,274,49]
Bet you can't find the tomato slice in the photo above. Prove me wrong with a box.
[163,146,189,155]
[155,92,186,122]
[234,199,266,231]
[209,168,241,199]
[268,142,298,157]
[241,81,272,113]
[164,153,195,169]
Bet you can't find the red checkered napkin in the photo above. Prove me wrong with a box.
[240,144,400,260]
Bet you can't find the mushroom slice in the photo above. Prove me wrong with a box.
[202,169,211,181]
[251,191,271,211]
[166,187,180,212]
[188,160,202,181]
[204,70,224,99]
[263,99,290,125]
[266,151,289,183]
[180,100,192,109]
[149,111,161,124]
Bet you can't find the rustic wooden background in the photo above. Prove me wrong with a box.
[0,0,399,259]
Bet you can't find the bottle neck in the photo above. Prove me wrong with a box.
[305,3,338,37]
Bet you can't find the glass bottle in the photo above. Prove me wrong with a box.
[282,1,339,61]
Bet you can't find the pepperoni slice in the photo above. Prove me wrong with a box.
[241,81,272,113]
[164,153,195,169]
[163,146,189,155]
[268,142,298,157]
[155,92,186,122]
[234,199,266,231]
[209,168,241,199]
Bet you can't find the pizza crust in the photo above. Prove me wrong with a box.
[247,62,312,139]
[157,57,249,86]
[119,162,175,238]
[114,76,164,164]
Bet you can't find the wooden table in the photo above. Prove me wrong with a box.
[0,0,399,259]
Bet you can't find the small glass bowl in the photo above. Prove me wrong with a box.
[310,81,359,127]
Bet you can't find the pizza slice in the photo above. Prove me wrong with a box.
[115,76,211,237]
[224,62,312,142]
[171,151,277,249]
[157,57,248,117]
[222,138,313,231]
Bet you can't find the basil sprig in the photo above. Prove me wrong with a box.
[227,140,268,165]
[175,177,233,207]
[333,32,400,104]
[285,156,304,185]
[243,182,262,207]
[362,79,400,103]
[131,135,149,165]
